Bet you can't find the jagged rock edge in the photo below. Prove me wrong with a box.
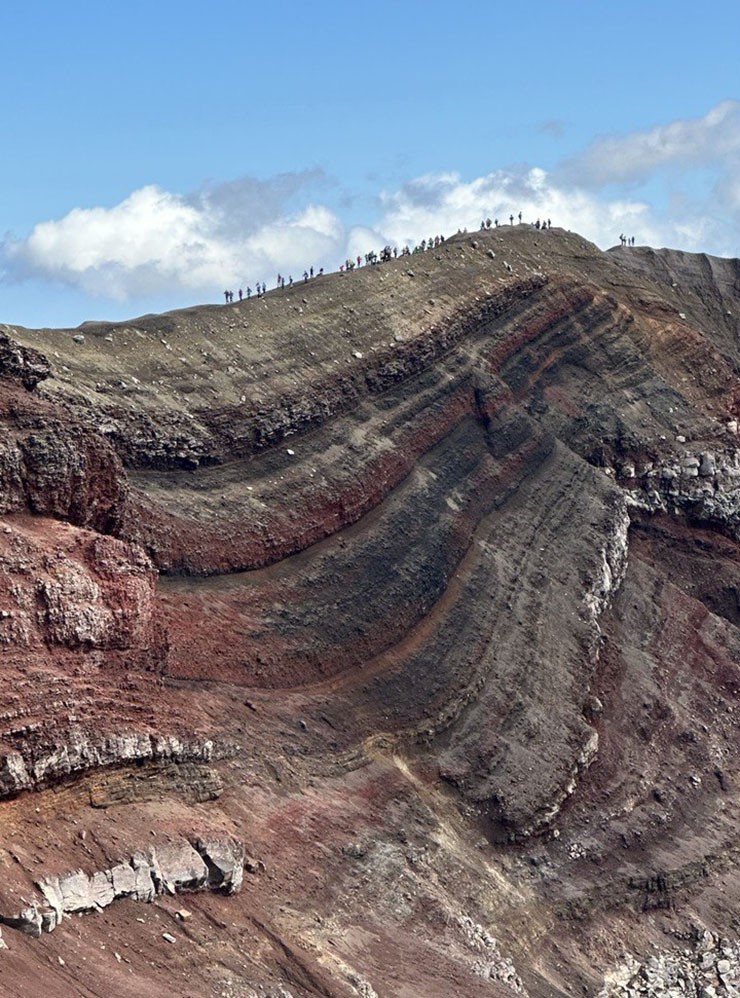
[0,836,244,942]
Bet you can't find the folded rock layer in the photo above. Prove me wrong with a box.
[0,227,739,996]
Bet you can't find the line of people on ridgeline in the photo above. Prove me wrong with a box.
[480,215,553,229]
[224,265,328,302]
[220,213,642,305]
[340,234,447,272]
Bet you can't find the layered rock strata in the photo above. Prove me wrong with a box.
[0,227,739,996]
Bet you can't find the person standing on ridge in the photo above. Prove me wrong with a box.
[510,214,514,225]
[518,211,522,223]
[238,289,243,301]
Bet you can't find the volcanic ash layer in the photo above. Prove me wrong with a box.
[1,227,740,997]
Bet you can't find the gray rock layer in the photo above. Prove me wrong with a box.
[0,836,243,938]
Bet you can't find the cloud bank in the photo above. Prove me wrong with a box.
[2,101,739,302]
[558,100,740,188]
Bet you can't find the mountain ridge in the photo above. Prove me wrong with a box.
[0,225,739,996]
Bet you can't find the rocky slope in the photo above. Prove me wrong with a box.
[0,226,739,997]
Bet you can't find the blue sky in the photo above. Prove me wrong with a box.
[2,0,739,327]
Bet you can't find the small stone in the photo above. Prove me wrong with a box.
[342,841,367,859]
[352,351,363,359]
[676,434,686,443]
[72,334,85,343]
[286,448,295,456]
[406,270,415,278]
[58,956,65,966]
[587,696,604,716]
[487,249,496,259]
[176,909,192,921]
[162,932,176,944]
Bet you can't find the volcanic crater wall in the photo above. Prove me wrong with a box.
[1,227,740,998]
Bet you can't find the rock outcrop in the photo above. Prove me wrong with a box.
[0,836,243,937]
[0,227,739,996]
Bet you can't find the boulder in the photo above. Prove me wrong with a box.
[150,840,208,894]
[192,836,244,894]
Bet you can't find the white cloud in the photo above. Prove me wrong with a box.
[3,173,344,299]
[377,168,664,250]
[558,99,740,188]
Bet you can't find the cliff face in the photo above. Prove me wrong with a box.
[1,226,740,997]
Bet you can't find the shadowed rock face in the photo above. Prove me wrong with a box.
[1,227,740,996]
